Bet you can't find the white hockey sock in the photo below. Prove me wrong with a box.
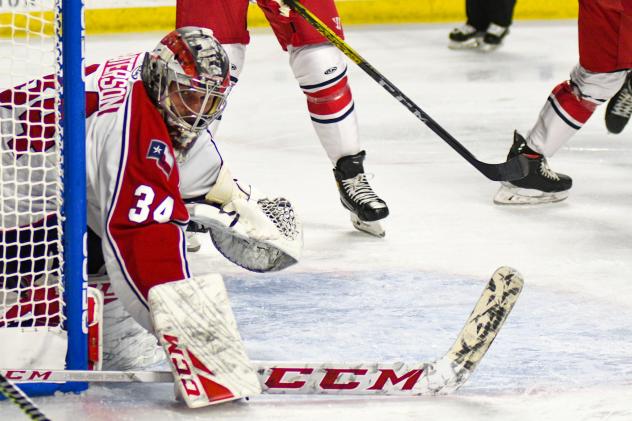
[528,65,625,156]
[289,43,361,163]
[209,43,246,136]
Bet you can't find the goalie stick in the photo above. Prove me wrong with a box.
[283,0,528,183]
[0,372,50,421]
[1,267,522,396]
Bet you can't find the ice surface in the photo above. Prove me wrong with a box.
[1,20,631,420]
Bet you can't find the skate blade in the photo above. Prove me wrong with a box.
[493,183,569,205]
[448,38,481,50]
[478,43,502,53]
[350,213,385,238]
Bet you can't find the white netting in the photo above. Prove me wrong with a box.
[258,197,300,241]
[0,1,65,340]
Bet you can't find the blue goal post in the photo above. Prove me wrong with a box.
[0,0,87,397]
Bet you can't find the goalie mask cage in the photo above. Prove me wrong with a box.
[0,0,86,397]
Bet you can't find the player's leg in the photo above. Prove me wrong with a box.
[176,0,250,44]
[601,8,632,134]
[257,0,389,236]
[175,0,249,137]
[449,0,486,49]
[527,67,621,156]
[479,0,516,52]
[175,0,248,250]
[494,65,626,205]
[578,0,632,138]
[495,1,631,205]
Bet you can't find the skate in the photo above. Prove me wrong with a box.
[185,221,207,252]
[334,151,389,237]
[448,24,483,50]
[480,24,509,52]
[494,131,572,205]
[605,72,632,134]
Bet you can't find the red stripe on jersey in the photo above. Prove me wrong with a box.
[551,81,597,124]
[304,77,352,116]
[86,63,99,76]
[107,81,190,300]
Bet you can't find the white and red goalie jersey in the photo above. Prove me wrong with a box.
[0,52,222,329]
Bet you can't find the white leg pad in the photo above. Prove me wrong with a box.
[148,274,261,407]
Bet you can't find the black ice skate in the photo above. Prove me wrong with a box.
[494,132,572,205]
[605,72,632,134]
[480,24,509,52]
[334,151,389,237]
[448,24,483,50]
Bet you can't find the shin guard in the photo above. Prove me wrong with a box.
[148,274,261,407]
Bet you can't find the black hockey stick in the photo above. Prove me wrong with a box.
[284,0,528,182]
[0,372,50,421]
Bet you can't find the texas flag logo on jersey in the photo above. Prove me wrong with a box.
[147,139,175,177]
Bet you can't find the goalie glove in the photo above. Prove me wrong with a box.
[188,197,302,272]
[188,164,303,272]
[190,165,303,272]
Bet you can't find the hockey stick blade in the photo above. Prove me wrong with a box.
[477,154,529,182]
[284,0,528,182]
[1,267,522,396]
[433,266,524,393]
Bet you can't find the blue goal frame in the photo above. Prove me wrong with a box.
[12,0,88,397]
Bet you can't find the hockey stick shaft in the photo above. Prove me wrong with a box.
[1,268,523,396]
[0,372,50,421]
[284,0,528,182]
[0,363,432,395]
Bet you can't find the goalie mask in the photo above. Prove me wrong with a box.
[142,27,230,151]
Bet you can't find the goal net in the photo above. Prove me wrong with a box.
[0,0,86,396]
